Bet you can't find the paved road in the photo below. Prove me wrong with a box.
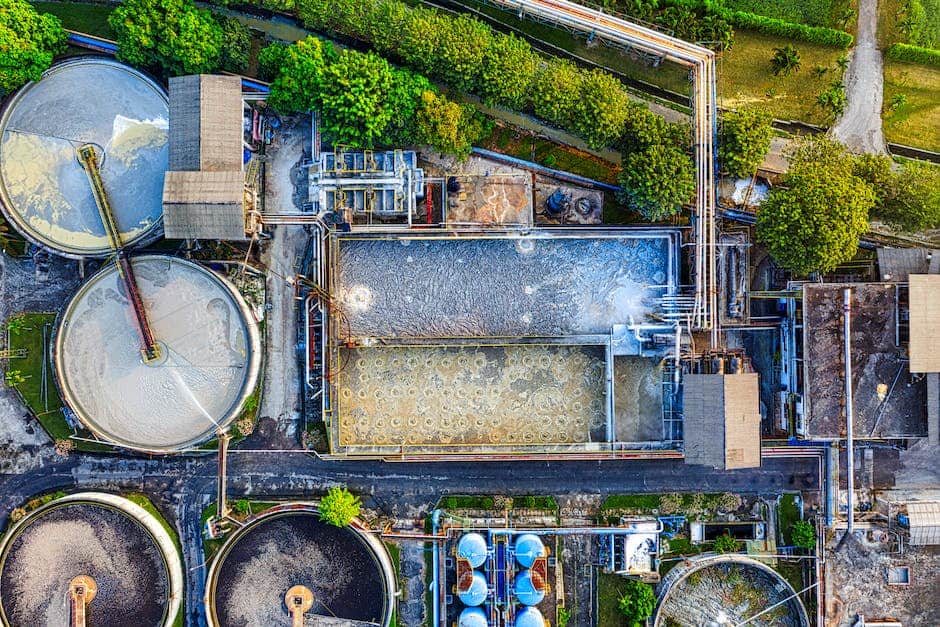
[831,0,887,154]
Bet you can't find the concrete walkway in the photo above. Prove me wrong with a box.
[831,0,887,154]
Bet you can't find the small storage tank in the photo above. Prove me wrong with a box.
[459,571,488,607]
[513,570,545,607]
[459,606,489,627]
[457,532,488,568]
[513,534,545,568]
[515,606,545,627]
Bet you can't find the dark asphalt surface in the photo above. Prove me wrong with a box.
[0,439,820,627]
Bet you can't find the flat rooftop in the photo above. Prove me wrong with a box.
[802,283,926,439]
[333,231,676,340]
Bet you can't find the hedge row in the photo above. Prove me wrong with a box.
[886,43,940,67]
[727,10,853,48]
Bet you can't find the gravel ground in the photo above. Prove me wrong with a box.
[831,0,887,154]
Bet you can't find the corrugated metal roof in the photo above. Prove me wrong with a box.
[168,74,242,172]
[907,501,940,545]
[909,275,940,373]
[683,373,761,470]
[163,171,246,240]
[877,248,935,282]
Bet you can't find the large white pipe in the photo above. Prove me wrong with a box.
[844,288,855,534]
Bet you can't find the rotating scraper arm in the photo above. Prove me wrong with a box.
[76,144,161,363]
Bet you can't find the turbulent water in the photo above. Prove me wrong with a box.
[336,236,672,339]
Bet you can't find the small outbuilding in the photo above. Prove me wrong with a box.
[905,501,940,546]
[683,373,761,470]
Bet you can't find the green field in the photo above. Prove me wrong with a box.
[596,572,636,627]
[883,59,940,150]
[6,314,65,435]
[721,0,855,29]
[30,1,115,39]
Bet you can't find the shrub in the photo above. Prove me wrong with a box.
[718,106,775,178]
[816,81,847,117]
[659,493,682,514]
[0,0,67,94]
[885,43,940,67]
[415,91,487,160]
[713,533,741,553]
[618,142,696,220]
[790,520,817,549]
[717,492,742,512]
[771,45,802,75]
[728,11,853,48]
[618,580,656,627]
[319,486,361,527]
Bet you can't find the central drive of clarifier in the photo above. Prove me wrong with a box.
[53,255,261,453]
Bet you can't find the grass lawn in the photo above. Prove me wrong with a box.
[882,60,940,151]
[31,1,116,39]
[718,30,847,125]
[385,541,401,627]
[597,572,646,627]
[125,493,185,627]
[777,493,801,545]
[601,494,662,511]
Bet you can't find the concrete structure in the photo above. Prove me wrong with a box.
[162,74,252,240]
[683,373,761,469]
[205,504,396,627]
[908,274,940,373]
[0,492,183,627]
[0,58,167,257]
[54,255,261,453]
[905,501,940,545]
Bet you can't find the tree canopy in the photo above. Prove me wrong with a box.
[855,155,940,232]
[0,0,67,94]
[318,486,361,527]
[415,91,486,160]
[719,106,775,178]
[617,579,656,627]
[790,520,817,549]
[109,0,225,76]
[756,136,874,275]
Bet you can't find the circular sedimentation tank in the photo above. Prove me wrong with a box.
[0,57,167,258]
[206,505,396,627]
[0,492,183,627]
[54,255,261,453]
[654,557,810,627]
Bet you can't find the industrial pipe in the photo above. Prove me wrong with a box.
[844,288,855,534]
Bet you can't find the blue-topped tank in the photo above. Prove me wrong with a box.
[515,606,545,627]
[458,532,489,568]
[513,570,545,606]
[513,534,545,568]
[459,606,489,627]
[459,571,488,607]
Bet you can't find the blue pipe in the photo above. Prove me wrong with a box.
[240,77,270,93]
[431,509,442,627]
[470,147,621,193]
[67,32,118,53]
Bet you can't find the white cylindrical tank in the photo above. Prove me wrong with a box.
[458,571,488,607]
[459,607,489,627]
[513,570,545,607]
[513,534,546,568]
[515,606,545,627]
[457,533,488,568]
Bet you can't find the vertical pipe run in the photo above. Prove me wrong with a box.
[843,288,855,534]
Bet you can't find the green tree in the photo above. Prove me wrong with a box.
[618,142,696,221]
[0,0,67,94]
[319,50,396,147]
[379,68,434,146]
[790,520,817,549]
[318,486,361,527]
[232,499,250,515]
[109,0,225,76]
[617,579,656,627]
[478,32,538,109]
[431,13,490,93]
[816,81,847,118]
[570,69,632,149]
[719,106,775,178]
[756,136,874,275]
[218,16,251,74]
[532,59,583,129]
[770,45,802,76]
[858,157,940,232]
[415,91,486,159]
[713,533,741,553]
[6,316,25,336]
[260,38,336,114]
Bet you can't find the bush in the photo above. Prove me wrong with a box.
[318,486,361,527]
[0,0,67,94]
[790,520,817,549]
[718,106,774,178]
[415,91,487,159]
[728,11,853,48]
[618,579,656,627]
[659,493,682,514]
[713,533,741,553]
[885,43,940,67]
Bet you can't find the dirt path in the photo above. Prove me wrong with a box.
[831,0,887,153]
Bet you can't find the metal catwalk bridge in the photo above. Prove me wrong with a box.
[487,0,719,346]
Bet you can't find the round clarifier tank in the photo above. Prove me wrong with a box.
[457,532,488,568]
[53,255,261,453]
[459,607,489,627]
[206,505,396,627]
[459,571,488,607]
[0,492,183,627]
[513,570,545,607]
[513,534,545,568]
[0,57,167,258]
[515,606,545,627]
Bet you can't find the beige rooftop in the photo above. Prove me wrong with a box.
[906,501,940,545]
[683,373,761,470]
[908,274,940,373]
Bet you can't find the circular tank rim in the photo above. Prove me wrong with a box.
[0,56,166,259]
[652,555,811,627]
[51,255,262,453]
[0,491,183,627]
[204,503,397,627]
